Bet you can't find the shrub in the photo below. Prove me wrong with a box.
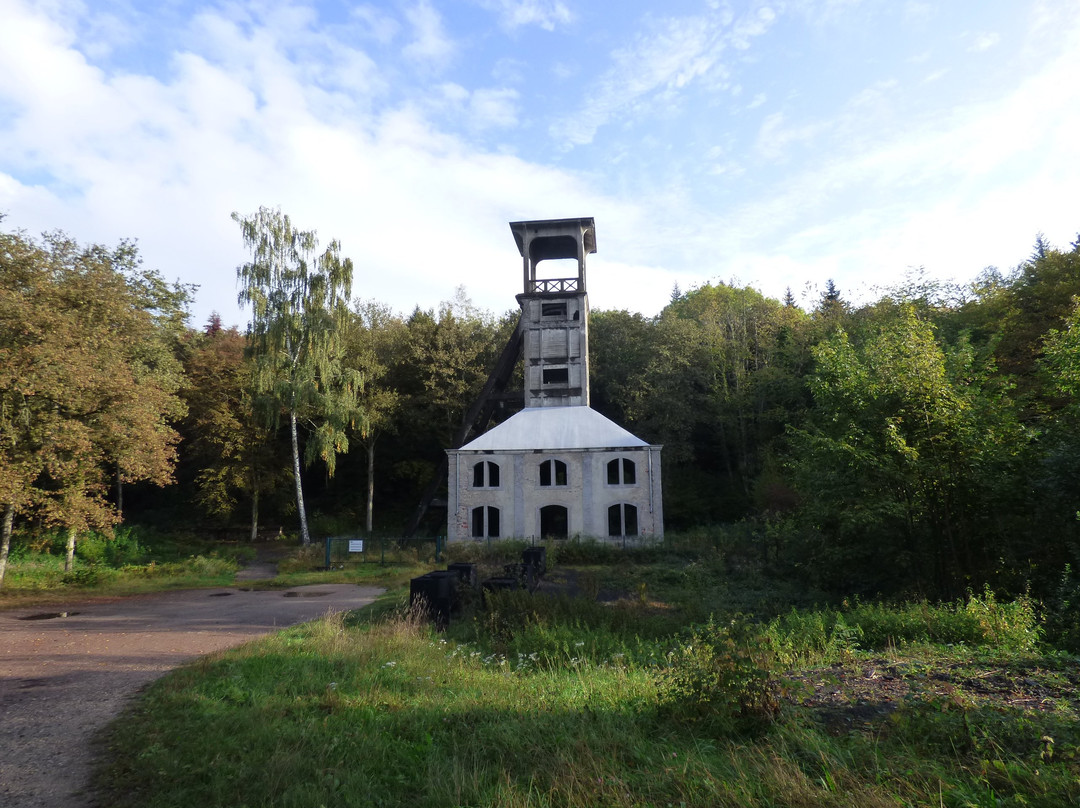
[762,609,862,666]
[655,617,779,733]
[1041,565,1080,653]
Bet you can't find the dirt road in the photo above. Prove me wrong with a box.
[0,583,383,807]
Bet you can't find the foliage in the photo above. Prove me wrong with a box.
[1041,564,1080,653]
[655,617,780,732]
[790,304,1031,595]
[180,319,288,537]
[0,227,188,584]
[234,207,360,545]
[0,525,240,595]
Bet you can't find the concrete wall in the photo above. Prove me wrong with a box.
[520,294,590,408]
[446,445,663,542]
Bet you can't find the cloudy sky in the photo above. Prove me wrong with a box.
[2,0,1078,328]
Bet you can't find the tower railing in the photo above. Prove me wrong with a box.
[527,277,581,294]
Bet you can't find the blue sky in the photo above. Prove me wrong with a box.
[1,0,1078,328]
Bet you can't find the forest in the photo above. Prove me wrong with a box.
[3,214,1080,609]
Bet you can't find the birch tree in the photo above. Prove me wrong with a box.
[233,207,359,545]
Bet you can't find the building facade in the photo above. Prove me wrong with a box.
[446,218,663,542]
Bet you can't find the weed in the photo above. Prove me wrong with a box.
[656,617,780,733]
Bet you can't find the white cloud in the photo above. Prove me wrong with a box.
[350,4,401,44]
[0,0,653,327]
[754,112,827,162]
[402,0,456,69]
[2,0,1079,333]
[480,0,574,32]
[469,88,520,129]
[550,3,776,148]
[968,31,1001,52]
[424,83,520,130]
[683,29,1080,303]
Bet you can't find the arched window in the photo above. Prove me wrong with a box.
[608,504,638,537]
[606,457,636,485]
[472,460,500,488]
[471,506,500,538]
[539,458,568,486]
[539,505,569,539]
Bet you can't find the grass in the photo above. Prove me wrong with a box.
[92,539,1080,808]
[0,526,255,606]
[0,525,435,606]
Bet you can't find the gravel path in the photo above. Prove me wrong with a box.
[0,582,383,807]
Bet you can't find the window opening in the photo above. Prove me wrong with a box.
[541,302,567,318]
[540,505,569,539]
[542,367,569,385]
[539,459,567,487]
[607,457,637,485]
[472,506,500,538]
[472,460,500,488]
[608,504,638,537]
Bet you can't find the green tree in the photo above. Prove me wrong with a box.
[791,305,1029,595]
[345,301,403,533]
[0,229,185,581]
[181,317,287,541]
[233,207,360,545]
[589,309,655,428]
[0,229,50,586]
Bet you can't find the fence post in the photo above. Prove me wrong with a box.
[436,535,443,563]
[324,537,331,570]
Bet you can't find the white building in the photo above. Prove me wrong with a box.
[446,218,663,542]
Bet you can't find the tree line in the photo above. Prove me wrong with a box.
[3,212,1079,600]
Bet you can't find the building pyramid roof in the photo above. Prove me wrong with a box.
[458,405,649,452]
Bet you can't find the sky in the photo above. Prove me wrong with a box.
[2,0,1078,329]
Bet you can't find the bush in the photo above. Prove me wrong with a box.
[1042,564,1080,653]
[762,609,863,666]
[655,617,779,733]
[68,528,147,567]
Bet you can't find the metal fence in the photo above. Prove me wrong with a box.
[323,535,443,569]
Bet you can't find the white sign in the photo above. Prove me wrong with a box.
[348,540,364,553]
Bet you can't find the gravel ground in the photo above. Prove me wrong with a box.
[0,583,383,808]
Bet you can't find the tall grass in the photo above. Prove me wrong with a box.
[0,526,245,598]
[762,588,1042,666]
[95,593,1080,808]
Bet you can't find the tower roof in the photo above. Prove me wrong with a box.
[456,405,649,452]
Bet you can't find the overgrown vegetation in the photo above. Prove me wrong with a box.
[0,525,247,599]
[5,222,1080,607]
[95,540,1080,808]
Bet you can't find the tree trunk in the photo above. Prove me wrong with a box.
[0,503,13,590]
[366,440,375,534]
[290,409,311,545]
[116,466,124,521]
[65,526,76,573]
[250,487,259,543]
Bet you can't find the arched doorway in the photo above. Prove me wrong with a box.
[539,505,569,539]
